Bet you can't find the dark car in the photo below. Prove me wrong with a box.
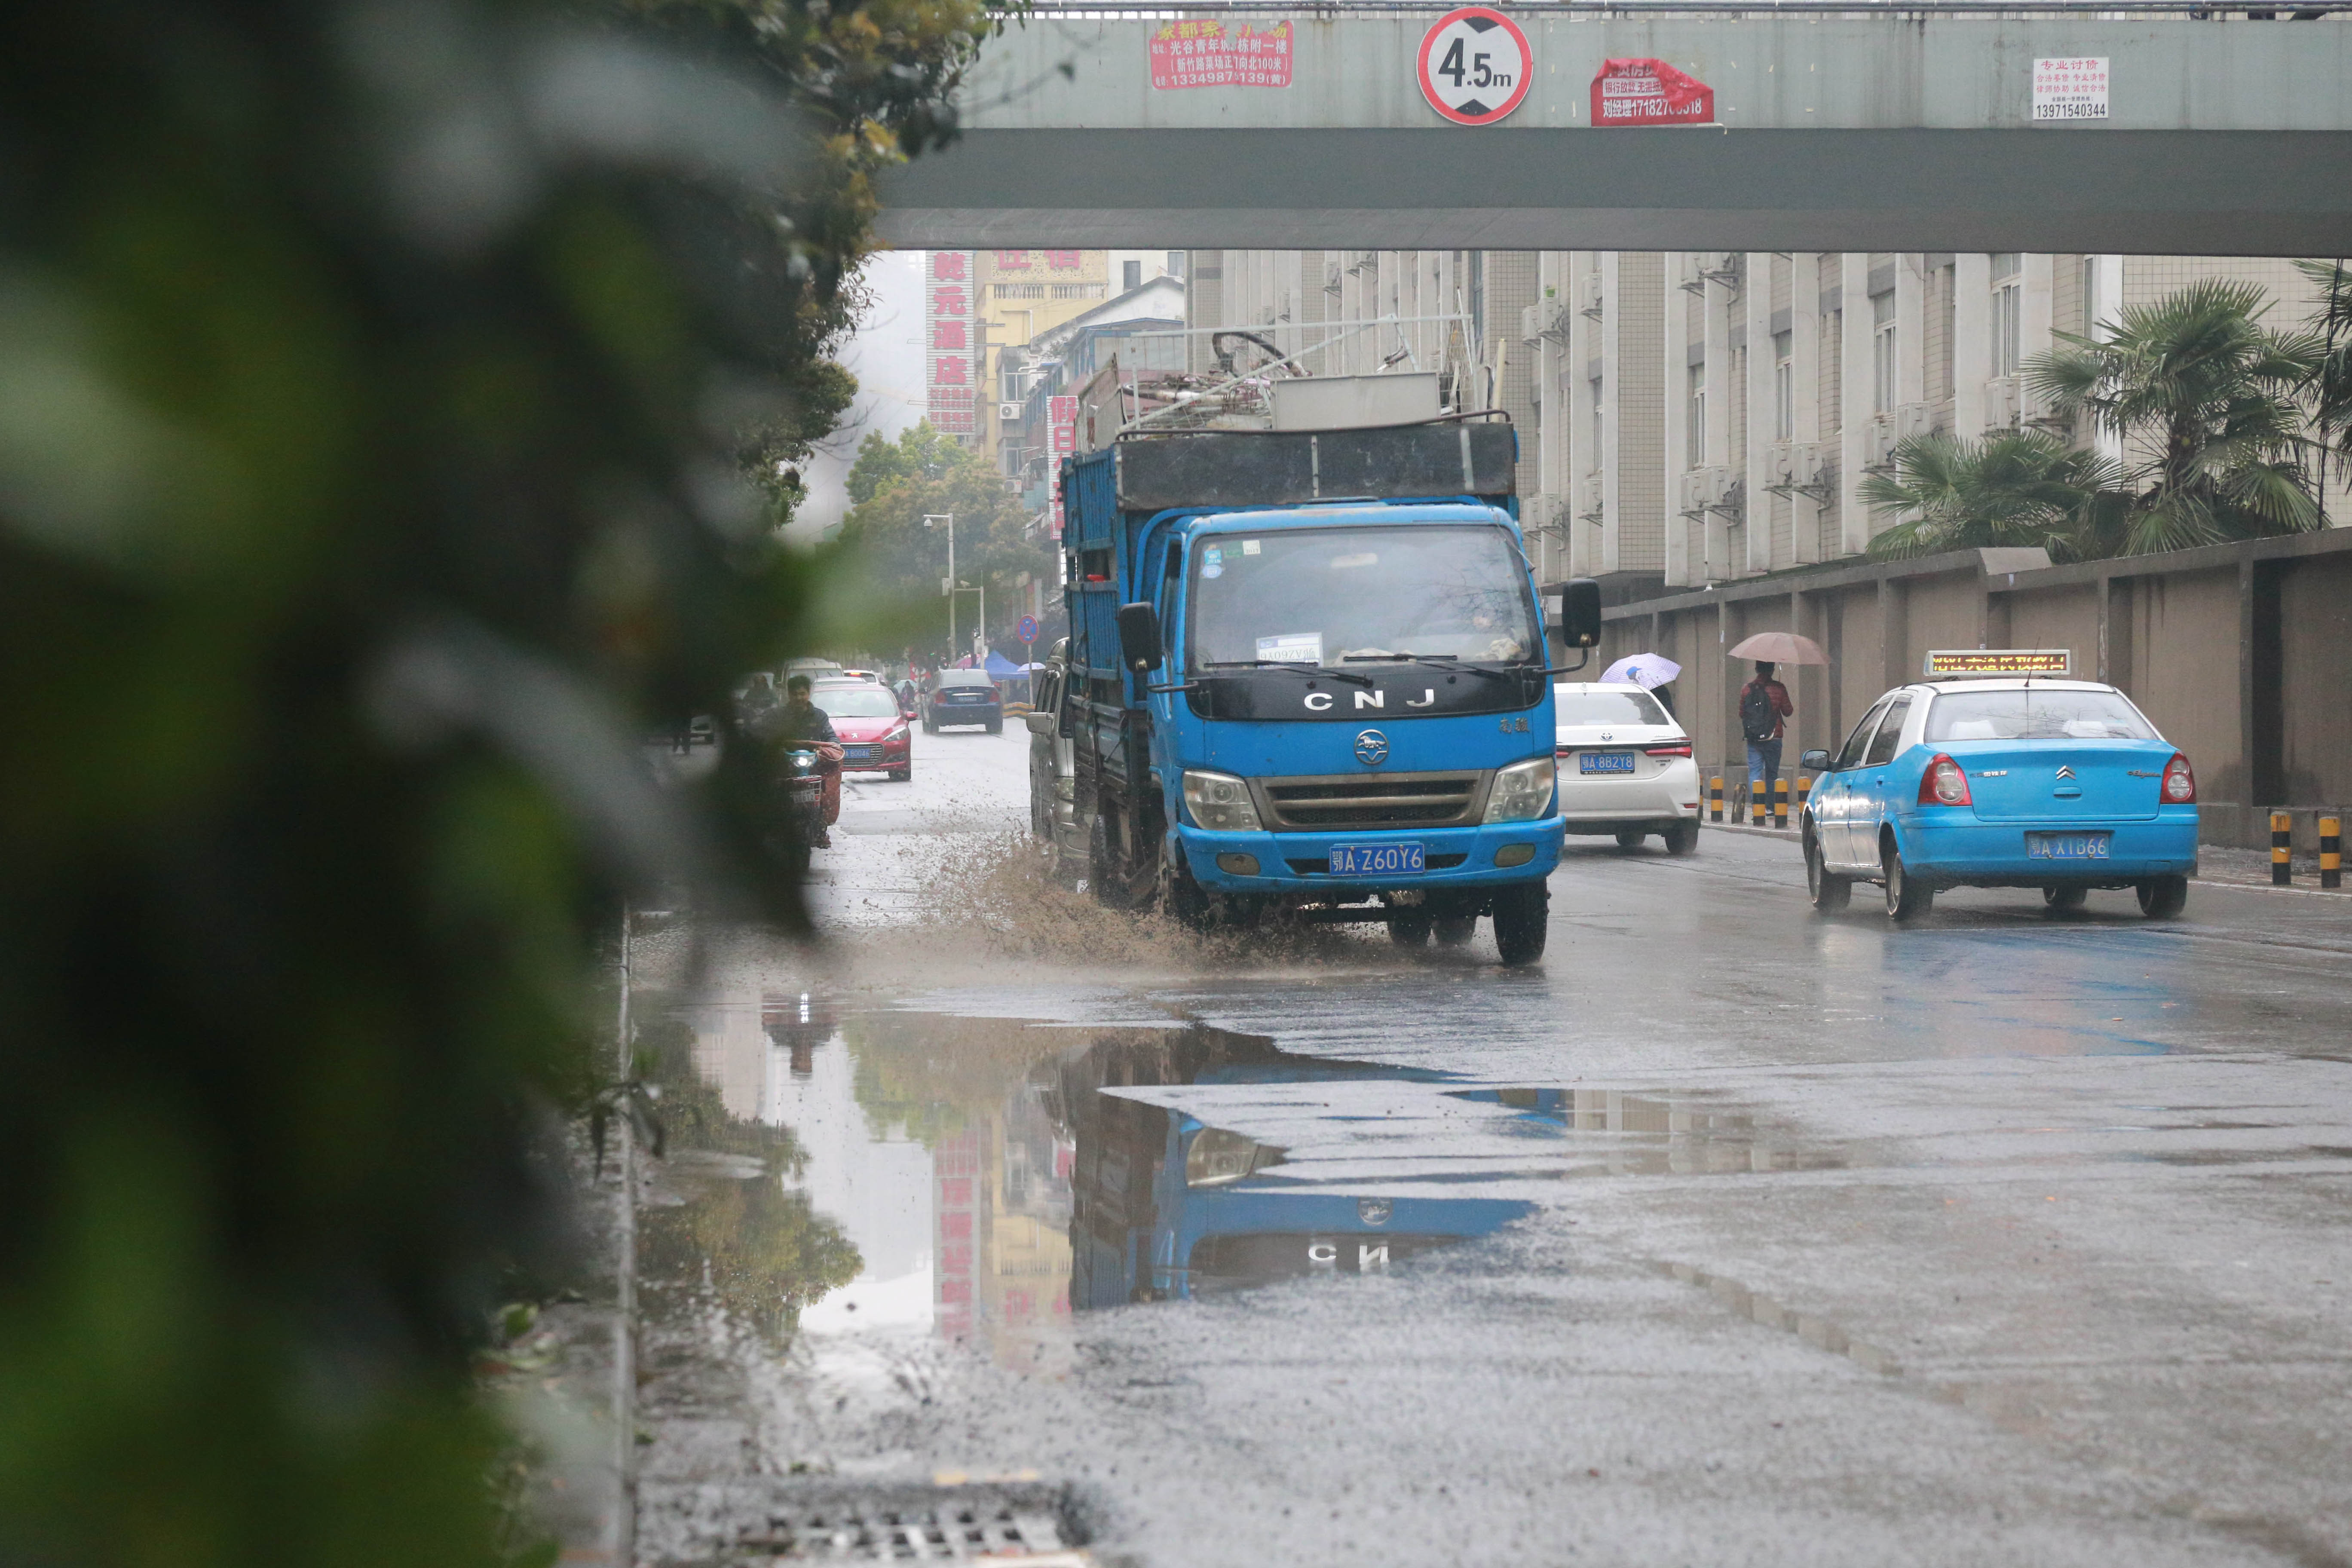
[922,668,1003,734]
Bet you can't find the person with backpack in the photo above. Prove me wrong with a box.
[1739,661,1795,814]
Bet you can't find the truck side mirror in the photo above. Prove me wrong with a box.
[1116,602,1163,672]
[1556,579,1603,650]
[1799,748,1831,771]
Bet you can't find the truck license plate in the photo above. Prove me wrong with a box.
[1578,752,1636,775]
[1328,842,1425,876]
[2027,831,2111,860]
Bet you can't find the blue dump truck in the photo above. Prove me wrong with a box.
[1056,410,1601,965]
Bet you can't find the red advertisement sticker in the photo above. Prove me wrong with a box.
[1591,58,1714,126]
[1150,19,1293,90]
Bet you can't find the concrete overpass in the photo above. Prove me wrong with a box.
[876,4,2352,252]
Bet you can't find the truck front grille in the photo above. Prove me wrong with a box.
[1259,771,1486,831]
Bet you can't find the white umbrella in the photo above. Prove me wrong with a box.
[1598,653,1681,689]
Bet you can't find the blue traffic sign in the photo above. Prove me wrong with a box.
[1016,615,1040,643]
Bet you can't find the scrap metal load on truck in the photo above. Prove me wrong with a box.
[1044,380,1602,965]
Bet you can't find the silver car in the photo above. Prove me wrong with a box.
[1024,640,1084,880]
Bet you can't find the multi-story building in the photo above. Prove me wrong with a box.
[1185,250,2349,595]
[973,250,1187,465]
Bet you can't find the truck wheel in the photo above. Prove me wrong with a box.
[2136,875,2188,919]
[1160,849,1215,931]
[1806,834,1850,912]
[2043,885,2087,911]
[1089,814,1156,911]
[1490,882,1549,966]
[1433,914,1478,947]
[1388,908,1433,947]
[1882,839,1934,922]
[1663,820,1701,856]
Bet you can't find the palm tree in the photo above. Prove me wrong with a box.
[1861,430,2125,561]
[2293,258,2352,490]
[2027,279,2320,555]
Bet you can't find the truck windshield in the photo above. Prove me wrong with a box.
[1186,524,1540,672]
[1923,689,2159,741]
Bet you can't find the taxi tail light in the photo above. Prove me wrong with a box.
[1643,743,1694,757]
[1917,753,1972,806]
[2162,751,2196,804]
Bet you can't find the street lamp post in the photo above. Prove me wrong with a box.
[922,513,955,658]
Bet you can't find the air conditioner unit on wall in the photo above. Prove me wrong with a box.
[1520,304,1547,346]
[1578,472,1605,521]
[1579,273,1605,318]
[1983,377,2021,432]
[1000,403,1022,422]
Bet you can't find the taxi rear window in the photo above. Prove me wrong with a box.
[1923,689,2157,742]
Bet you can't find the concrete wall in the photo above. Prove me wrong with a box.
[1599,531,2352,848]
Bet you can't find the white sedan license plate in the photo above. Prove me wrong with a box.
[2027,831,2111,860]
[1328,842,1425,876]
[1578,751,1636,775]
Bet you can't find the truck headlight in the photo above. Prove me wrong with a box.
[1483,756,1556,824]
[1185,1127,1285,1187]
[1182,769,1261,832]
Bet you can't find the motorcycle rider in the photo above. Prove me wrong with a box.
[776,674,844,848]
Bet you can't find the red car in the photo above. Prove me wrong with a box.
[812,680,913,781]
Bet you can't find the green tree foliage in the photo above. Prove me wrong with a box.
[837,422,1052,655]
[0,0,983,1564]
[2292,257,2352,485]
[2027,279,2321,554]
[1862,432,2126,561]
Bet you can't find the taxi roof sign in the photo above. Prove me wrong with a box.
[1923,649,2070,678]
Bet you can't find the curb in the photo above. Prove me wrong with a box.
[1702,818,1801,843]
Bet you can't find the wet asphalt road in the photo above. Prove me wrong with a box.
[632,726,2352,1568]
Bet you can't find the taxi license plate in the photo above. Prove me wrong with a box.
[1328,843,1425,876]
[1578,752,1636,775]
[2027,831,2111,861]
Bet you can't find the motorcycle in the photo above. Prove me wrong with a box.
[778,741,844,875]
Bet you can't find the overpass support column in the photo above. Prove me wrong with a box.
[1791,253,1822,565]
[1663,255,1694,588]
[1745,253,1774,576]
[1839,254,1873,557]
[1703,266,1735,579]
[1954,254,1991,438]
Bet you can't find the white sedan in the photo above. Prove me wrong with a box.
[1553,683,1703,854]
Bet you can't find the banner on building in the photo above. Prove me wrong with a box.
[1047,395,1079,539]
[925,251,978,438]
[1150,19,1293,89]
[2030,57,2108,121]
[1590,58,1713,126]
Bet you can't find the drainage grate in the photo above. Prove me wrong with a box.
[734,1484,1082,1562]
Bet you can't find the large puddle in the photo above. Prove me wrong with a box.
[627,982,1868,1382]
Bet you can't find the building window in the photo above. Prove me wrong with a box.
[1167,251,1185,279]
[1871,290,1897,414]
[1686,362,1706,468]
[1773,329,1793,442]
[2079,256,2099,338]
[1991,254,2022,377]
[1123,259,1142,292]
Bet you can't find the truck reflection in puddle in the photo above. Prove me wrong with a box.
[1056,1028,1534,1306]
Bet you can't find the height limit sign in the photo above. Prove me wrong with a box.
[1418,7,1532,126]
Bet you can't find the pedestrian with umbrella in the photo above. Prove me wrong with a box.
[1727,632,1828,817]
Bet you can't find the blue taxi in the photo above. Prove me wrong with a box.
[1797,668,2198,922]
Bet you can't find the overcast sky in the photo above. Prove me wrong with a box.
[788,249,928,545]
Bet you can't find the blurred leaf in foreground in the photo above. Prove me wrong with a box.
[0,0,988,1562]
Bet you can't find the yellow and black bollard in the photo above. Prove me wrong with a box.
[2322,815,2342,891]
[1773,777,1789,830]
[1797,774,1812,823]
[1750,779,1767,827]
[1710,777,1724,823]
[2272,810,2293,887]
